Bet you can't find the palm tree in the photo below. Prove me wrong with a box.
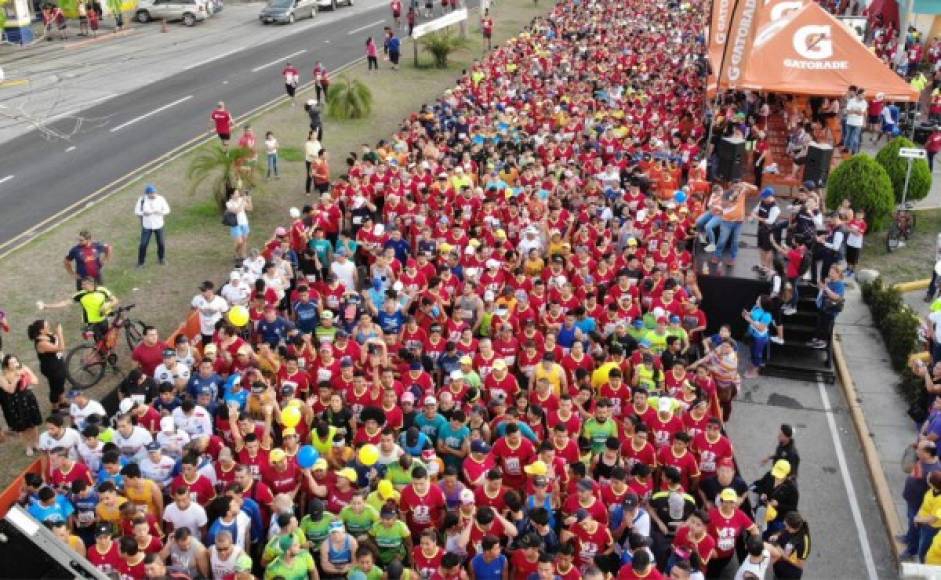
[325,75,373,121]
[186,145,258,210]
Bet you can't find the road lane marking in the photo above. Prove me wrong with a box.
[251,49,307,72]
[109,95,194,133]
[184,47,246,71]
[817,379,878,580]
[347,18,384,35]
[0,175,13,185]
[65,146,77,152]
[45,94,116,124]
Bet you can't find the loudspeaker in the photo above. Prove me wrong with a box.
[717,137,745,181]
[0,505,109,579]
[804,142,833,186]
[914,122,934,146]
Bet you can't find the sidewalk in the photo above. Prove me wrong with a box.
[836,282,914,555]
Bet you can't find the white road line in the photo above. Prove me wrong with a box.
[65,146,77,152]
[109,95,194,133]
[347,18,384,35]
[44,94,116,124]
[251,49,307,73]
[817,379,878,580]
[0,175,13,185]
[184,47,246,71]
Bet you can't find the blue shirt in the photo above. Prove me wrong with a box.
[414,413,448,443]
[747,306,772,339]
[470,554,506,580]
[388,36,401,53]
[207,517,240,547]
[399,431,433,456]
[257,316,294,346]
[383,238,410,265]
[377,309,406,335]
[223,386,249,410]
[28,495,74,524]
[188,373,223,400]
[294,300,319,334]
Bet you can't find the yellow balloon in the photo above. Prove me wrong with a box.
[227,305,249,327]
[358,444,380,466]
[281,406,301,428]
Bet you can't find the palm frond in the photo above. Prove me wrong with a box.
[326,76,374,120]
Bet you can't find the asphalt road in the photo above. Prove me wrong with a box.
[727,373,897,580]
[0,1,469,249]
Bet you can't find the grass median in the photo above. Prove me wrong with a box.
[0,0,549,485]
[859,207,941,285]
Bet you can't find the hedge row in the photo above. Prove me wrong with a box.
[860,278,923,402]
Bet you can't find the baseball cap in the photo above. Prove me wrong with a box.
[401,392,416,404]
[66,389,82,399]
[118,399,137,415]
[460,355,473,366]
[771,459,791,479]
[380,505,397,518]
[574,508,589,522]
[424,395,437,406]
[460,489,475,505]
[717,457,735,469]
[313,458,328,471]
[719,488,739,502]
[658,397,673,413]
[270,449,287,463]
[532,475,548,487]
[321,310,334,320]
[471,440,491,454]
[577,479,594,492]
[340,356,354,368]
[623,493,640,510]
[145,441,161,452]
[144,184,157,194]
[95,523,112,537]
[760,187,775,199]
[450,370,464,381]
[493,359,507,371]
[160,417,175,433]
[524,460,548,476]
[337,468,358,482]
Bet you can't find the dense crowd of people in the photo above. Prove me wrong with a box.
[3,0,825,578]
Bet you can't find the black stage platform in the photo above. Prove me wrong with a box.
[696,219,836,384]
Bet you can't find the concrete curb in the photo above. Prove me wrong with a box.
[895,279,931,293]
[833,335,903,563]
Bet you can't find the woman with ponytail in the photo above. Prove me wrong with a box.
[768,511,811,579]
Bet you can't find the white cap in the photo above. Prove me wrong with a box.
[289,207,301,218]
[160,417,175,433]
[230,270,242,281]
[484,290,496,302]
[374,224,385,236]
[118,398,137,415]
[460,489,475,504]
[485,259,500,269]
[393,281,404,292]
[658,397,673,413]
[450,370,464,380]
[424,395,437,406]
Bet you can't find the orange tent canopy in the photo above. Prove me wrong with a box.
[729,2,919,101]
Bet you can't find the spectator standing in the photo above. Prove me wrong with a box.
[366,37,379,72]
[388,31,401,71]
[304,131,323,194]
[64,230,112,290]
[481,10,494,51]
[226,189,253,262]
[265,131,280,179]
[926,126,941,171]
[135,184,171,268]
[844,88,868,154]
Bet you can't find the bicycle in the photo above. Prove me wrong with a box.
[65,304,147,389]
[886,201,917,252]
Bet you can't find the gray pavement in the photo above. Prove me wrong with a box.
[728,370,898,579]
[835,280,918,578]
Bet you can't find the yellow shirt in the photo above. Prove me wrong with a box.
[125,479,161,517]
[591,362,620,390]
[927,529,941,564]
[919,489,941,529]
[96,497,127,526]
[534,363,564,397]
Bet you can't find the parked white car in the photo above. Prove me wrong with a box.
[135,0,209,26]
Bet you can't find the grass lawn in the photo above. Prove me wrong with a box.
[858,208,941,285]
[0,0,549,486]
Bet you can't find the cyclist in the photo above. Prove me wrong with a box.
[39,276,119,341]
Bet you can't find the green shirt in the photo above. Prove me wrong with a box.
[644,329,669,355]
[315,325,338,344]
[386,459,425,487]
[462,371,482,390]
[263,530,308,564]
[264,551,315,580]
[582,418,618,454]
[300,513,337,549]
[73,287,114,324]
[340,505,379,536]
[349,566,384,580]
[369,519,411,564]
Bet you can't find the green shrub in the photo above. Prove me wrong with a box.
[420,31,467,68]
[860,279,921,371]
[326,76,373,121]
[825,153,895,231]
[875,136,932,204]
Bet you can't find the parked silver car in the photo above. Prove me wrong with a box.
[135,0,209,26]
[259,0,317,24]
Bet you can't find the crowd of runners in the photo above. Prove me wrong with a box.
[5,0,823,578]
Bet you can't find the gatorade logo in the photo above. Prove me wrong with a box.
[769,0,803,22]
[793,25,833,60]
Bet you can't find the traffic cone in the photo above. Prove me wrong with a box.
[161,18,168,32]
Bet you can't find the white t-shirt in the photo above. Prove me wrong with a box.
[70,400,107,429]
[331,259,357,290]
[112,426,153,460]
[140,454,177,488]
[192,294,229,336]
[846,97,867,127]
[734,550,771,580]
[221,281,250,307]
[154,361,192,386]
[38,428,82,458]
[77,439,105,473]
[172,405,213,438]
[157,429,192,459]
[164,502,209,537]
